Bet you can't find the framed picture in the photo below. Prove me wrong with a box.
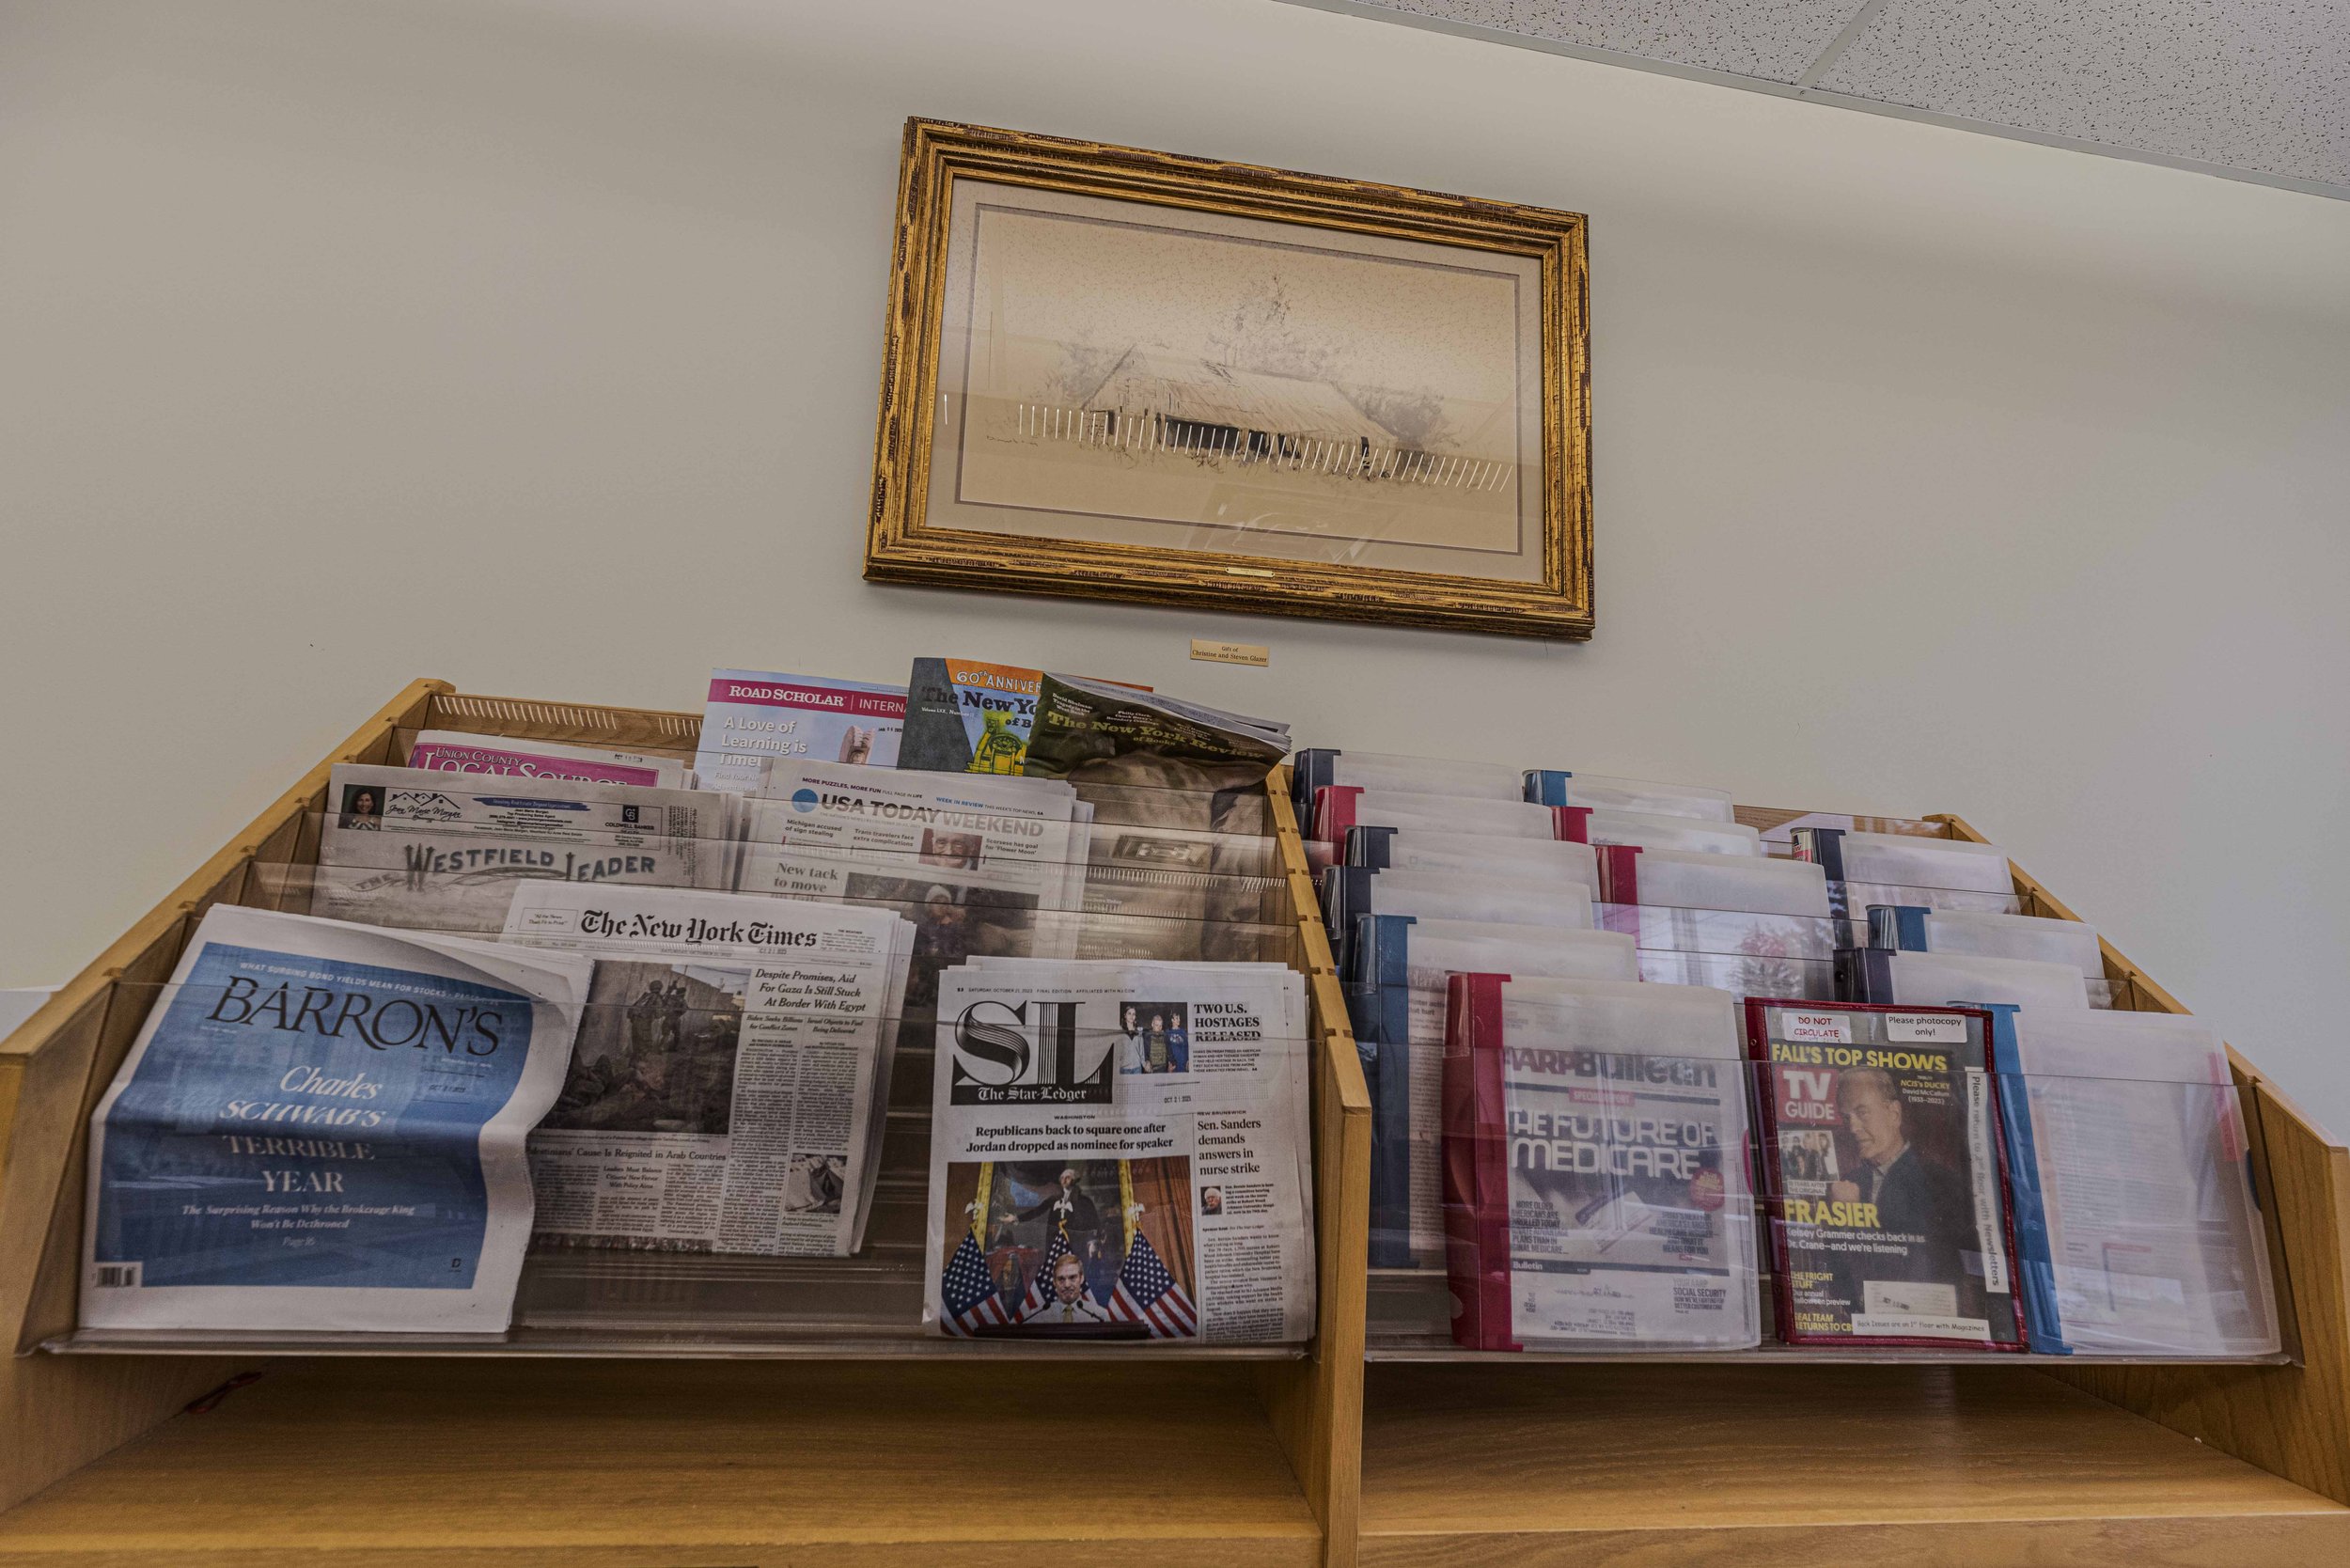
[865,120,1593,639]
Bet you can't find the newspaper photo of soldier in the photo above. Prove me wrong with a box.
[783,1152,848,1215]
[938,1156,1198,1337]
[544,962,744,1136]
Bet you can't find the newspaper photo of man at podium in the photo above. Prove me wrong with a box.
[936,1157,1198,1338]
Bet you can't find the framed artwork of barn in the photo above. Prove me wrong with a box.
[864,119,1594,639]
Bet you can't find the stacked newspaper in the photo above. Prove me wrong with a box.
[741,758,1093,927]
[964,672,1294,957]
[1026,673,1286,782]
[82,906,592,1334]
[312,762,733,932]
[1024,673,1288,840]
[1347,917,1637,1269]
[498,885,914,1259]
[923,957,1313,1342]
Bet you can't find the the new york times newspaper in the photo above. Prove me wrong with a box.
[924,962,1313,1342]
[499,885,912,1258]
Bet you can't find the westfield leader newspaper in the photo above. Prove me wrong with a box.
[924,961,1313,1342]
[499,885,912,1257]
[313,763,731,931]
[82,906,591,1335]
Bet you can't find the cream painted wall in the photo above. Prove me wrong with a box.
[4,0,2348,1127]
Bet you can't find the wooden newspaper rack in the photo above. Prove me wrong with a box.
[0,679,2342,1565]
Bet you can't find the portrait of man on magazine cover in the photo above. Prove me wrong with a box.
[1828,1067,1980,1313]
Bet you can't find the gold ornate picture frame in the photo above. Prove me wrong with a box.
[865,118,1592,639]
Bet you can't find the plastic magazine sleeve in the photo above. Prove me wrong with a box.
[1742,998,2027,1351]
[1839,949,2091,1012]
[1359,917,1637,1273]
[1442,972,1517,1350]
[1342,828,1601,892]
[1998,1009,2280,1357]
[1981,1004,2069,1352]
[1299,751,1527,802]
[1443,976,1757,1351]
[1525,770,1736,823]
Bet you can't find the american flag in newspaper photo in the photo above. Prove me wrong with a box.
[937,1157,1199,1337]
[1109,1225,1198,1338]
[940,1229,1019,1336]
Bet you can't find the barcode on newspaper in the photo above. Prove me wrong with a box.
[93,1262,141,1289]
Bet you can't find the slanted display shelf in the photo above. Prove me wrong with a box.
[1324,806,2350,1566]
[0,680,1365,1567]
[1,678,2343,1568]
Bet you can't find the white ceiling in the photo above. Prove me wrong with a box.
[1279,0,2350,199]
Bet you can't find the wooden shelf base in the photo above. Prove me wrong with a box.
[1357,1363,2350,1566]
[0,1359,1322,1567]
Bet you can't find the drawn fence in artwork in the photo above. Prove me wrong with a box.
[1010,400,1514,493]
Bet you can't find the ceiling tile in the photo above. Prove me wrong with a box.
[1352,1,1870,85]
[1815,0,2350,187]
